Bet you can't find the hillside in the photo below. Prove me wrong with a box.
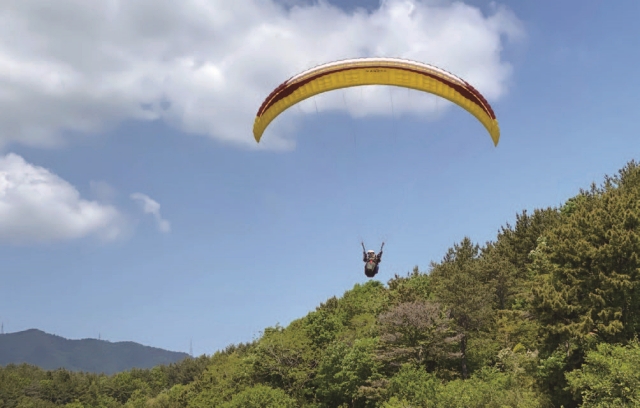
[0,329,189,375]
[3,160,640,407]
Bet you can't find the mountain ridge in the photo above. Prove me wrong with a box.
[0,328,190,375]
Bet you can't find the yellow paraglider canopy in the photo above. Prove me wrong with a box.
[253,57,500,146]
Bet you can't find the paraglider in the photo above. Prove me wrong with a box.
[362,241,384,278]
[253,57,500,145]
[252,58,501,280]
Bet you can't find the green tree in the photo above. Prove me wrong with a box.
[493,208,562,276]
[220,384,296,408]
[566,340,640,407]
[383,363,439,407]
[480,242,520,310]
[531,168,640,349]
[338,281,389,327]
[435,366,543,408]
[103,371,149,404]
[248,323,315,399]
[186,351,253,408]
[429,237,494,379]
[304,308,345,350]
[315,338,382,408]
[386,267,432,305]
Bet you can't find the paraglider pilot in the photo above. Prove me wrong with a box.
[362,242,384,278]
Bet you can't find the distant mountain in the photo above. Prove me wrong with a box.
[0,329,190,375]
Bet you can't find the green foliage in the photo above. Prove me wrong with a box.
[104,371,149,404]
[435,367,544,408]
[387,267,432,305]
[338,280,389,325]
[495,310,540,351]
[162,355,211,388]
[315,338,382,407]
[494,347,540,391]
[531,177,640,346]
[304,309,344,349]
[248,323,315,398]
[384,363,439,406]
[137,384,187,408]
[185,351,253,407]
[381,397,415,407]
[528,161,640,407]
[566,340,640,407]
[219,384,297,408]
[14,397,57,408]
[494,208,562,276]
[429,237,495,379]
[465,333,502,375]
[536,346,572,407]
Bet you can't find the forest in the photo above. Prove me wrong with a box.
[3,160,640,407]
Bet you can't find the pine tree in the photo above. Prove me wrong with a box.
[429,237,494,379]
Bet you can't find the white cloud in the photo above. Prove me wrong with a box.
[0,153,127,244]
[0,0,523,150]
[130,193,171,233]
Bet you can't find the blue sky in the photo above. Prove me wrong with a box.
[1,0,639,357]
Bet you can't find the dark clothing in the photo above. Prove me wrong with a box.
[363,250,383,278]
[364,262,379,278]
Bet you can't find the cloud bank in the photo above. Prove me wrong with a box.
[0,153,126,244]
[0,0,523,150]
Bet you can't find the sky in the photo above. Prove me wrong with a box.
[1,0,639,357]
